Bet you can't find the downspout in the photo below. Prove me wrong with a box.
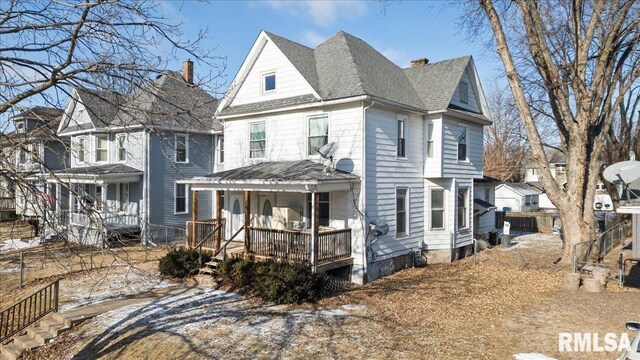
[361,99,374,283]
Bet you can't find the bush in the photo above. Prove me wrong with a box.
[217,258,325,304]
[159,248,211,279]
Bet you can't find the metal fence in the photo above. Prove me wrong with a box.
[572,222,632,272]
[146,223,186,248]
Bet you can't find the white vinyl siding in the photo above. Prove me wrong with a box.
[441,115,483,178]
[231,40,316,106]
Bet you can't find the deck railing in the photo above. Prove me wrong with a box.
[186,219,225,249]
[68,211,140,229]
[249,227,312,262]
[0,197,15,210]
[318,229,352,263]
[0,279,59,343]
[249,227,352,264]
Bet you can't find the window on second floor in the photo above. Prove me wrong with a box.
[95,135,108,162]
[117,135,126,162]
[459,81,469,103]
[249,122,266,159]
[175,134,188,163]
[426,123,434,158]
[263,73,276,93]
[457,127,467,161]
[308,115,328,156]
[217,136,224,164]
[77,137,85,163]
[397,119,406,157]
[19,149,26,164]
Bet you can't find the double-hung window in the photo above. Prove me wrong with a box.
[175,183,187,214]
[119,183,129,212]
[430,189,445,230]
[396,188,408,236]
[397,119,406,157]
[117,135,126,162]
[426,123,434,158]
[457,187,468,230]
[95,135,108,162]
[77,137,85,163]
[217,136,224,164]
[308,115,328,155]
[457,127,467,161]
[175,134,188,163]
[459,82,469,103]
[249,122,266,158]
[95,186,103,211]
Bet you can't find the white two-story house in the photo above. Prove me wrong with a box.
[182,31,491,283]
[52,61,222,245]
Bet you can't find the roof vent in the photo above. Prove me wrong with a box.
[410,58,429,67]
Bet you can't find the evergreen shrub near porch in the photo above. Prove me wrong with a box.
[218,258,326,304]
[159,248,211,279]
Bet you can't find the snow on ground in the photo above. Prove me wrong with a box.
[0,237,41,252]
[508,232,563,249]
[75,287,366,358]
[59,267,175,311]
[513,353,557,360]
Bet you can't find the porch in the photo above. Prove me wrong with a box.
[181,160,359,272]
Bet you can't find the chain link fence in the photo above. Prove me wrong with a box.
[572,222,632,273]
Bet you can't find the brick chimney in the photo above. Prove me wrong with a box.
[410,58,429,67]
[182,59,194,84]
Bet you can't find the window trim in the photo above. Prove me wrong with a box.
[306,113,330,157]
[457,186,469,232]
[175,133,189,163]
[116,134,127,162]
[456,125,468,162]
[426,122,435,159]
[396,115,407,159]
[262,71,276,94]
[95,134,109,163]
[459,81,469,104]
[430,187,446,231]
[174,182,189,215]
[248,120,267,160]
[396,186,409,237]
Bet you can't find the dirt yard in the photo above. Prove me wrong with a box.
[9,232,640,360]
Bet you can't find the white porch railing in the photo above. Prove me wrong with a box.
[68,211,141,229]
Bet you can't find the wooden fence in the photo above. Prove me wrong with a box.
[0,279,59,343]
[186,219,225,250]
[495,211,560,233]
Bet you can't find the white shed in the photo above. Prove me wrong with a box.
[494,183,542,212]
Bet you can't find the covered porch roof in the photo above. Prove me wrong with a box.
[47,164,143,184]
[180,160,359,192]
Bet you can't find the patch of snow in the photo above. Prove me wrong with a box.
[0,237,41,252]
[341,304,366,311]
[513,353,556,360]
[59,267,175,311]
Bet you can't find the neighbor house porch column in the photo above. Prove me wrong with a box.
[191,190,198,247]
[215,190,222,250]
[243,191,250,257]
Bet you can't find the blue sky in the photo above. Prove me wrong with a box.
[168,0,506,94]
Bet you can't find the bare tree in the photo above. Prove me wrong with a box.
[484,86,529,182]
[470,0,640,260]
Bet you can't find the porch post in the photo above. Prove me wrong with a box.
[215,190,222,250]
[100,185,107,217]
[311,192,319,271]
[243,191,250,257]
[192,190,198,247]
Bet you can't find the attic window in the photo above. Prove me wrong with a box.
[459,82,469,103]
[17,122,24,132]
[263,73,276,93]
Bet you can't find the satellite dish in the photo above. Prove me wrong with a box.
[603,160,640,185]
[318,142,338,174]
[369,220,389,238]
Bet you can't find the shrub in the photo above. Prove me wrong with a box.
[159,248,211,279]
[217,258,326,304]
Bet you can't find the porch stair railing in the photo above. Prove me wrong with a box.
[0,279,59,343]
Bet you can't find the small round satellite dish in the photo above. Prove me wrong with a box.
[369,220,389,237]
[603,160,640,185]
[318,142,337,159]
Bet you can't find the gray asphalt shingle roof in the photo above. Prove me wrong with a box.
[62,72,220,133]
[199,160,359,183]
[54,163,142,176]
[221,31,478,115]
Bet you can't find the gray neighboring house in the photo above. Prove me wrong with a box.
[0,107,67,222]
[52,61,222,245]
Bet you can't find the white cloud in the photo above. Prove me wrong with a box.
[262,1,367,26]
[300,31,328,47]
